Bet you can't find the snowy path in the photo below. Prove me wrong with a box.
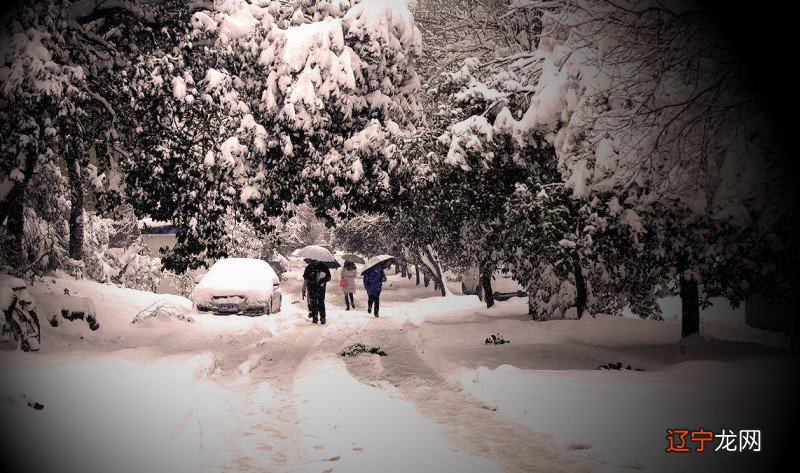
[219,327,320,471]
[230,312,550,472]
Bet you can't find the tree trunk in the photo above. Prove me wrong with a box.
[790,300,798,349]
[572,252,587,319]
[422,245,447,297]
[680,272,700,337]
[67,152,85,261]
[480,263,494,308]
[527,290,539,320]
[3,183,26,272]
[3,141,38,273]
[415,260,420,286]
[416,247,446,296]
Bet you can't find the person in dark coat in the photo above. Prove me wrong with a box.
[362,261,388,317]
[302,259,331,324]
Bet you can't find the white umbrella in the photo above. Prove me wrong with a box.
[296,245,339,267]
[362,254,395,273]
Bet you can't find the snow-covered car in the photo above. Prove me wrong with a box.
[461,266,525,302]
[191,258,282,315]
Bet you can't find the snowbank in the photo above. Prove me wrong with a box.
[460,359,793,472]
[0,351,287,472]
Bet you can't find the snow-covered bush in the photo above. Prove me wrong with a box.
[161,271,196,298]
[112,243,163,293]
[10,161,71,275]
[276,204,331,250]
[83,213,163,292]
[333,214,393,257]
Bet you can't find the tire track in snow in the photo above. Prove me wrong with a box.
[341,319,592,473]
[243,323,334,472]
[195,315,325,471]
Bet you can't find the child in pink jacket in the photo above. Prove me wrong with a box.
[339,261,358,310]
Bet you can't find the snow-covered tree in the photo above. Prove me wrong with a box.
[1,0,170,275]
[510,0,792,333]
[0,0,87,272]
[121,0,423,272]
[334,213,395,258]
[276,203,331,250]
[426,0,794,330]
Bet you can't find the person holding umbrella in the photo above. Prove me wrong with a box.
[340,261,358,310]
[297,245,337,324]
[302,259,331,324]
[339,254,364,310]
[361,255,393,317]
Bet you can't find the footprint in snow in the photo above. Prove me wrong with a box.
[566,441,593,451]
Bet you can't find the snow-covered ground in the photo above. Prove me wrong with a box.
[1,264,797,472]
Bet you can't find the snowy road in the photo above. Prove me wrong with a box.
[1,271,797,472]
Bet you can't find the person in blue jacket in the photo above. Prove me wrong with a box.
[362,261,388,317]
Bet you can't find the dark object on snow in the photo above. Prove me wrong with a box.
[28,401,44,410]
[61,309,80,321]
[340,343,387,357]
[484,333,509,345]
[597,362,645,371]
[494,290,526,301]
[51,294,100,332]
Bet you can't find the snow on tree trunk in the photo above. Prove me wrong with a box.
[3,137,39,273]
[480,262,494,309]
[572,251,587,319]
[422,245,447,297]
[67,154,84,262]
[527,288,541,320]
[4,181,26,272]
